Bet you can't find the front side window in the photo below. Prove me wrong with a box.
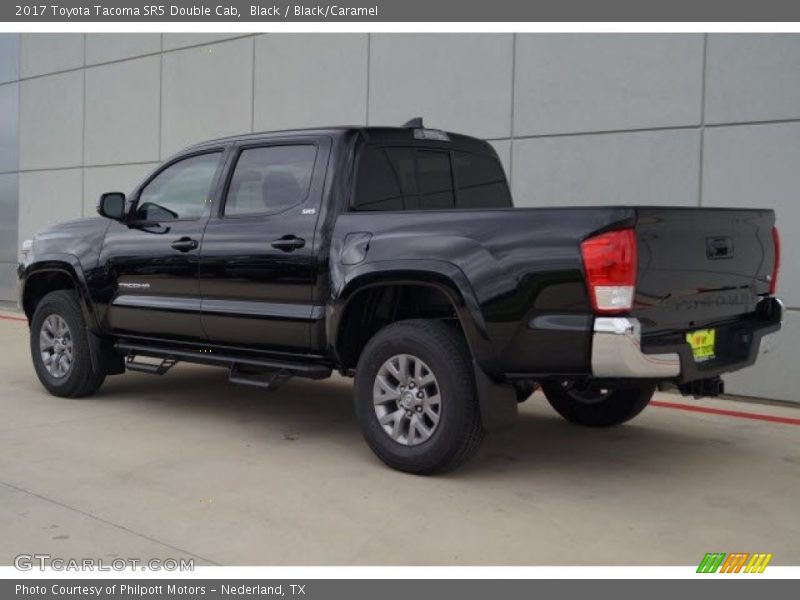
[136,152,221,221]
[224,145,317,216]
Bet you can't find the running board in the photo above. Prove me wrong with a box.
[228,365,293,390]
[115,342,332,380]
[125,355,177,375]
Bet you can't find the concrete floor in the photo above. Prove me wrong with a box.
[0,314,798,566]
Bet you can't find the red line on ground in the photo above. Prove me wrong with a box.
[651,400,800,426]
[0,314,26,323]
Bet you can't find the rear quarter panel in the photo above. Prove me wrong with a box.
[330,207,634,375]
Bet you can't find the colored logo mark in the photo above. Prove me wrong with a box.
[697,552,772,573]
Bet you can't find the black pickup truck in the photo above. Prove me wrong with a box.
[18,123,783,473]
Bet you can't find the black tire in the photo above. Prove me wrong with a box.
[542,381,656,427]
[514,380,537,403]
[354,319,485,474]
[30,290,105,398]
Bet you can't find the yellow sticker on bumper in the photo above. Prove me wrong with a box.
[686,328,716,362]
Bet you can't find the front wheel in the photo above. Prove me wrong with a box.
[353,319,484,474]
[542,381,656,427]
[30,290,105,398]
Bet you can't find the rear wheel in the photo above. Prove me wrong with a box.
[30,290,105,398]
[542,380,656,427]
[354,319,484,474]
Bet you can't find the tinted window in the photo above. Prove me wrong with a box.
[352,147,404,211]
[225,145,317,216]
[454,151,512,209]
[136,152,221,221]
[385,148,417,195]
[353,146,510,211]
[417,150,454,209]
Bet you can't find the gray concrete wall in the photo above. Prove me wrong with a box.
[0,33,797,401]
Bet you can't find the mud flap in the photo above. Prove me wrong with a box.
[87,329,125,375]
[473,361,518,431]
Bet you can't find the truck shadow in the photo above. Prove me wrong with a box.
[92,364,749,480]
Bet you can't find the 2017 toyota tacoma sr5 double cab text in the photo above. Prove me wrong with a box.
[18,122,783,474]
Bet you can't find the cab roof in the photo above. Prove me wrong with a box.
[184,125,493,155]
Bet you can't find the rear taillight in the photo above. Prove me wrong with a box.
[581,228,637,314]
[770,226,780,295]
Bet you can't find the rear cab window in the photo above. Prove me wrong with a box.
[352,142,511,212]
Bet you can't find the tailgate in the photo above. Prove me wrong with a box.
[632,207,776,333]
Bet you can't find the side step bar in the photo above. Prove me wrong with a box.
[228,366,294,390]
[115,342,332,382]
[125,355,177,375]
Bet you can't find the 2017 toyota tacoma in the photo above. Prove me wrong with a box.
[18,122,783,473]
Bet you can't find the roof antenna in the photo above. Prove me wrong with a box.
[402,117,424,128]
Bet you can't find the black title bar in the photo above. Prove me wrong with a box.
[4,0,800,22]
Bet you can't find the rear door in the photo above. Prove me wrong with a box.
[100,150,225,340]
[633,207,776,333]
[199,137,330,351]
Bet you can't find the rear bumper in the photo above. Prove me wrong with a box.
[591,297,783,382]
[591,317,681,378]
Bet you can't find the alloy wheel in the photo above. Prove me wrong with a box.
[39,314,73,379]
[373,354,442,445]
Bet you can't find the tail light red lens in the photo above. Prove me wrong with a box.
[770,226,780,295]
[581,228,637,314]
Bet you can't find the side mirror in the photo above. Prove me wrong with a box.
[97,192,126,221]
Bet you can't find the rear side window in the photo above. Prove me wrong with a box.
[224,145,317,216]
[353,146,511,211]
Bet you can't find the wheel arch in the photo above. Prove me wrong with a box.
[329,264,495,374]
[21,256,98,332]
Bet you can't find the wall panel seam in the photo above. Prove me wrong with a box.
[250,35,256,133]
[157,34,164,160]
[16,34,257,83]
[698,32,708,208]
[80,33,86,216]
[482,116,800,144]
[4,160,160,175]
[365,33,371,125]
[508,33,516,184]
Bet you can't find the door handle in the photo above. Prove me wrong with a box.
[171,237,199,252]
[271,236,305,252]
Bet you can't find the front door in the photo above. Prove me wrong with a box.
[100,150,225,340]
[199,138,330,351]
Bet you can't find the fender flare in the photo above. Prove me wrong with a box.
[329,259,497,374]
[21,253,99,328]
